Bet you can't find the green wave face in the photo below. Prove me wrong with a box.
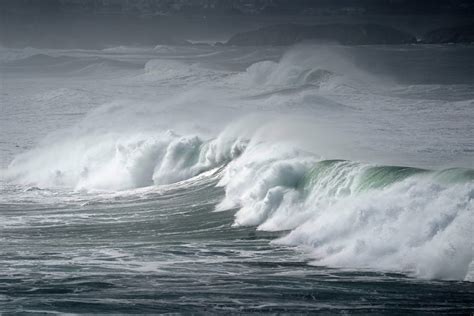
[355,165,428,192]
[433,168,474,184]
[298,160,473,198]
[297,159,347,191]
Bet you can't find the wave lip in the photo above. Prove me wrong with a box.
[3,128,247,192]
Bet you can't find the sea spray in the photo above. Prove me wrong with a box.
[2,44,473,283]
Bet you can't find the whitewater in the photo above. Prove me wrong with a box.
[1,44,473,313]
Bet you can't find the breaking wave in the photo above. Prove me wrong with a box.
[4,116,473,281]
[218,148,473,280]
[236,45,386,92]
[4,129,245,191]
[2,44,473,282]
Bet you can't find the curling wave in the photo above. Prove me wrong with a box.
[4,130,246,191]
[217,145,474,281]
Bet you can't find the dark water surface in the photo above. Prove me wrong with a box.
[1,173,473,314]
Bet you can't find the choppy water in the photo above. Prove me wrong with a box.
[1,44,473,313]
[1,170,472,314]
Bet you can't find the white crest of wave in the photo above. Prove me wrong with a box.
[5,128,247,191]
[279,178,473,280]
[217,135,473,281]
[238,45,383,91]
[3,96,249,191]
[5,131,247,191]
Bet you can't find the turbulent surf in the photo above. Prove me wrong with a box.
[1,43,473,313]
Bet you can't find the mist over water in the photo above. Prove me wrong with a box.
[1,38,473,312]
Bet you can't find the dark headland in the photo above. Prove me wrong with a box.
[225,23,417,46]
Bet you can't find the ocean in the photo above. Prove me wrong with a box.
[0,43,473,314]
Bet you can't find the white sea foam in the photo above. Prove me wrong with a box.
[218,146,473,280]
[2,44,473,282]
[234,45,386,93]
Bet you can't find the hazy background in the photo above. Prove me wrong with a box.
[1,0,473,48]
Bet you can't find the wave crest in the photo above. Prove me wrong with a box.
[218,145,474,280]
[5,130,246,191]
[239,45,384,92]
